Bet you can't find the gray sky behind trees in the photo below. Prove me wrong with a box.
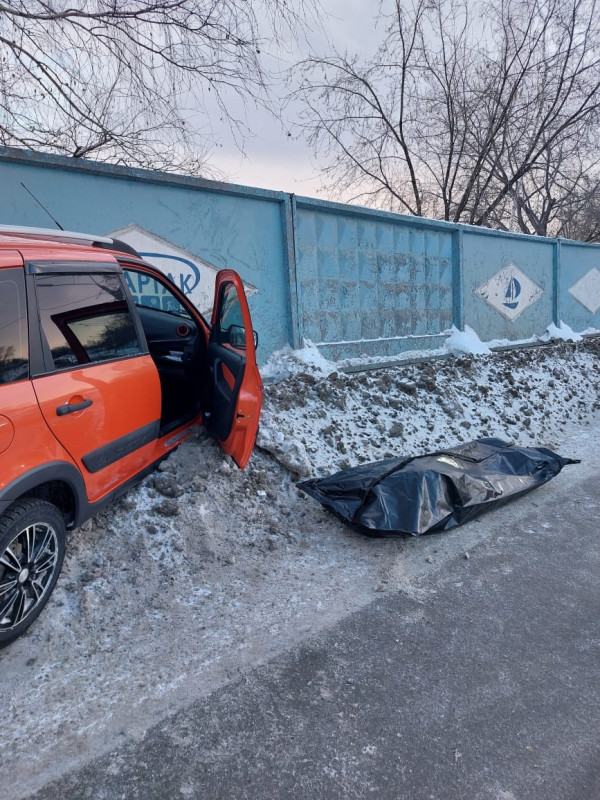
[0,0,384,197]
[3,1,598,238]
[0,0,327,178]
[278,0,600,240]
[207,0,377,197]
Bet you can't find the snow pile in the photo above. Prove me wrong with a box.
[542,321,583,342]
[260,340,336,384]
[258,336,600,477]
[4,333,600,799]
[444,324,491,355]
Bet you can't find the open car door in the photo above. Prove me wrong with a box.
[207,270,263,469]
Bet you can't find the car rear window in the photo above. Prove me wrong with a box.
[0,268,28,384]
[35,272,142,369]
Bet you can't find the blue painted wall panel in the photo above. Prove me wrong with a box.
[0,154,292,363]
[3,148,600,365]
[462,230,555,341]
[295,203,454,356]
[558,242,600,330]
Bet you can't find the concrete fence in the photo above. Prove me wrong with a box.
[2,147,600,364]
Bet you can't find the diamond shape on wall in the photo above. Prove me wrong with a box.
[474,263,543,322]
[568,268,600,314]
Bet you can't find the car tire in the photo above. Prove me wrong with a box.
[0,498,66,647]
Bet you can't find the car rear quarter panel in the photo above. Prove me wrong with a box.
[0,250,24,268]
[0,381,74,492]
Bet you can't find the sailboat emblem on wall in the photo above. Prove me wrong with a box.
[474,263,542,321]
[503,276,521,310]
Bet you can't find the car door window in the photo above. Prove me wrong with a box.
[0,269,28,384]
[215,282,247,349]
[35,273,142,370]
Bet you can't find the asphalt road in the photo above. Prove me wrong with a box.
[27,453,600,799]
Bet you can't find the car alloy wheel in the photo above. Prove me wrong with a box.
[0,499,66,646]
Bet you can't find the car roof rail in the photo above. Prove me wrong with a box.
[0,224,141,257]
[0,224,114,244]
[91,238,140,257]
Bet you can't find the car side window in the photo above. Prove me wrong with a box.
[35,272,142,370]
[123,268,191,318]
[216,282,247,350]
[0,268,28,384]
[218,283,244,329]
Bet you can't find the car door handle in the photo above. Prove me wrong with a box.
[56,399,93,416]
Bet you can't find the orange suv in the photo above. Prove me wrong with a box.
[0,225,263,646]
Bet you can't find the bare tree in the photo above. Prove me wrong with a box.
[484,132,600,237]
[552,169,600,241]
[294,0,600,239]
[0,1,317,174]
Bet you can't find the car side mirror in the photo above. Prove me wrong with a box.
[227,325,258,350]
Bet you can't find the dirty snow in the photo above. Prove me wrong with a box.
[258,336,600,477]
[3,334,600,799]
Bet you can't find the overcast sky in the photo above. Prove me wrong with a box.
[207,0,383,199]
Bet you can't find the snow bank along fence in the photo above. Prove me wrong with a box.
[2,147,600,365]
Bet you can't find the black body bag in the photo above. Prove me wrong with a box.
[299,438,577,536]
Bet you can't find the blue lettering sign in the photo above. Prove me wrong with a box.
[124,271,136,294]
[179,273,197,294]
[139,252,201,298]
[137,273,152,293]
